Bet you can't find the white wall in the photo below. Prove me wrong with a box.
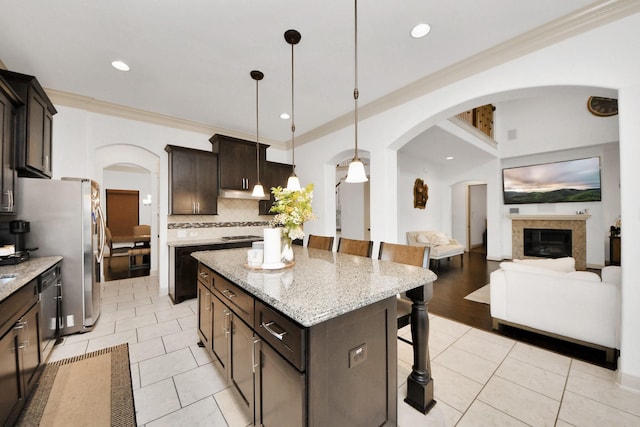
[469,184,487,248]
[338,179,366,240]
[396,153,444,243]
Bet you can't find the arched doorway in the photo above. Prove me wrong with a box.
[96,145,160,278]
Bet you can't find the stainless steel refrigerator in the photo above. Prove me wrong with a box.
[17,177,106,335]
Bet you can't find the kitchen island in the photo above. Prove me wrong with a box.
[192,247,437,426]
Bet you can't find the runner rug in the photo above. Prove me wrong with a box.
[16,343,136,427]
[463,284,491,304]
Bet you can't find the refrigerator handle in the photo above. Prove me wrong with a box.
[96,205,107,263]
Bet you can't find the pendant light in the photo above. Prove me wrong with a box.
[345,0,368,183]
[250,70,266,198]
[285,29,302,191]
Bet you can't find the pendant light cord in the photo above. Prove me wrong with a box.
[353,0,359,160]
[255,77,260,182]
[291,41,296,174]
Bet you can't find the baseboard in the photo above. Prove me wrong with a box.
[616,370,640,393]
[486,256,505,262]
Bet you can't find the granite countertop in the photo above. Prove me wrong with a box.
[0,256,63,303]
[167,237,262,247]
[167,238,228,247]
[192,247,437,327]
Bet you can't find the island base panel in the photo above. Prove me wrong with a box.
[308,297,397,426]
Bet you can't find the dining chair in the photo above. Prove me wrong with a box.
[337,237,373,258]
[378,242,430,331]
[307,234,335,251]
[105,227,130,270]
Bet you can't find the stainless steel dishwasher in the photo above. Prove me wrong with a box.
[39,262,62,361]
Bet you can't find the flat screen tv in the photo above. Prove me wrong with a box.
[503,157,601,204]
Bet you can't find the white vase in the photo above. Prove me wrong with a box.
[281,237,294,263]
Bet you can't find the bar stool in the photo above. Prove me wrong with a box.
[307,234,335,251]
[337,237,373,257]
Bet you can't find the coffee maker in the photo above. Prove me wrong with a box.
[0,220,32,264]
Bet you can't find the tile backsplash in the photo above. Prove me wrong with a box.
[167,198,273,241]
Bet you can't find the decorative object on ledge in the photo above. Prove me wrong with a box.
[269,184,316,263]
[587,96,618,117]
[413,178,429,209]
[610,217,621,236]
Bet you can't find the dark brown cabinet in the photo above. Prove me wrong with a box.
[210,134,267,192]
[0,69,56,179]
[197,280,212,350]
[195,259,397,426]
[166,145,218,215]
[0,76,21,214]
[171,241,254,304]
[0,279,42,427]
[211,292,229,372]
[610,235,621,266]
[197,263,305,426]
[259,161,293,215]
[256,340,305,426]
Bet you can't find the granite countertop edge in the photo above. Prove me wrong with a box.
[192,248,436,328]
[0,256,63,303]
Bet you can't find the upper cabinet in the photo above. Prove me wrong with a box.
[0,76,22,214]
[259,161,293,215]
[165,145,218,215]
[0,70,56,179]
[210,134,268,194]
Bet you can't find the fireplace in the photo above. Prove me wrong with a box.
[524,228,572,258]
[510,214,588,270]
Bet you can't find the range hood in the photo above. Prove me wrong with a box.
[218,189,270,201]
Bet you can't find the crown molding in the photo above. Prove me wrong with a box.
[295,0,640,146]
[46,89,288,149]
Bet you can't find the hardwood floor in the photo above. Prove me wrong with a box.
[428,250,615,369]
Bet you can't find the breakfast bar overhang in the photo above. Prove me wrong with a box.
[192,246,437,426]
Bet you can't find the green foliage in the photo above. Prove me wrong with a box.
[504,189,601,204]
[269,183,316,240]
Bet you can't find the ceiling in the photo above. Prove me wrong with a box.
[0,0,615,155]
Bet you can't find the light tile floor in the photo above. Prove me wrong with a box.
[49,274,640,426]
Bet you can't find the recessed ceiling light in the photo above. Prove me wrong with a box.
[280,112,290,120]
[111,60,130,71]
[411,23,431,38]
[446,156,454,160]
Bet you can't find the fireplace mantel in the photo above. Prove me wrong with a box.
[509,214,590,221]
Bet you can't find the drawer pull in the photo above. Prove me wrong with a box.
[261,321,287,341]
[199,272,208,278]
[222,289,236,300]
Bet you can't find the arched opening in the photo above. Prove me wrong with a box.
[95,145,160,279]
[333,152,371,242]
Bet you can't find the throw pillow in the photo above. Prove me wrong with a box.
[434,232,451,246]
[416,233,430,243]
[513,257,575,272]
[499,261,566,277]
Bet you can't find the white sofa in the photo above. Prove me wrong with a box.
[406,231,464,270]
[490,257,621,362]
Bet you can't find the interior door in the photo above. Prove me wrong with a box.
[106,189,139,236]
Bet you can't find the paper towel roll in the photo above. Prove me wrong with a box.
[263,228,281,265]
